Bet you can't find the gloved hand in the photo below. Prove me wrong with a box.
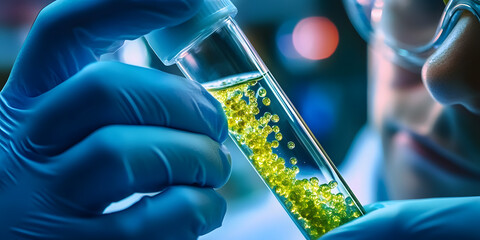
[0,0,232,239]
[321,196,480,240]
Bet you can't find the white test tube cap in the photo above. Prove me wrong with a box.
[145,0,237,66]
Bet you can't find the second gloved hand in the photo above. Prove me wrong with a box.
[320,196,480,240]
[0,0,232,239]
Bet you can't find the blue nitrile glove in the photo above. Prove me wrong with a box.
[0,0,232,239]
[321,196,480,240]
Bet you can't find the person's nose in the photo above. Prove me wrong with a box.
[422,12,480,114]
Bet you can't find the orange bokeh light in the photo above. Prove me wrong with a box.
[292,17,339,60]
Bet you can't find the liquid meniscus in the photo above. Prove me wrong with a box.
[205,72,361,239]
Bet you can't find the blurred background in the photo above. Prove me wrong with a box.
[0,0,367,239]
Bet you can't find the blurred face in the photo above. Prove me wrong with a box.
[0,1,53,25]
[369,0,480,199]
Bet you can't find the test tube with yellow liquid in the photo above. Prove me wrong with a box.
[146,0,365,238]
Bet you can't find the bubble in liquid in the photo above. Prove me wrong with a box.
[260,116,270,125]
[275,132,283,141]
[345,197,354,206]
[273,125,280,133]
[288,141,295,149]
[245,89,255,97]
[263,125,273,134]
[272,114,280,123]
[290,157,297,165]
[328,180,338,189]
[272,140,279,148]
[258,88,267,97]
[264,112,272,120]
[310,177,319,185]
[262,97,271,106]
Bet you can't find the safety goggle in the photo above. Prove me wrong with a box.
[343,0,480,70]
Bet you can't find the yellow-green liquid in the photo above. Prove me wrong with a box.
[206,73,361,239]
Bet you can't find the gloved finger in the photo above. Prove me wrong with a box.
[23,61,227,156]
[319,201,406,240]
[53,125,231,211]
[5,0,203,97]
[56,187,226,240]
[362,200,401,212]
[319,207,399,240]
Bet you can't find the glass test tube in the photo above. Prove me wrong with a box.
[147,7,365,240]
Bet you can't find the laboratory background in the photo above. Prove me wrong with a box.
[0,0,367,239]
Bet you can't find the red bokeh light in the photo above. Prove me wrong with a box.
[292,17,339,60]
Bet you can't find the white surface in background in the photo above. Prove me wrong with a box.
[200,192,305,240]
[120,39,149,67]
